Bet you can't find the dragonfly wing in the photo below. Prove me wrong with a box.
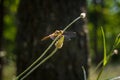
[64,31,76,40]
[49,34,56,40]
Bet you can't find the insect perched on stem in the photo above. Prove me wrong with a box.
[41,30,63,41]
[41,30,76,48]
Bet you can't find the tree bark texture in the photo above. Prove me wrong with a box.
[0,0,4,79]
[16,0,89,80]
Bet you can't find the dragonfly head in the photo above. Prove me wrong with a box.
[54,30,63,37]
[49,30,63,40]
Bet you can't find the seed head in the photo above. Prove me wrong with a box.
[113,49,118,55]
[80,13,86,18]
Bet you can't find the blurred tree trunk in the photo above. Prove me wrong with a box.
[0,0,4,79]
[16,0,89,80]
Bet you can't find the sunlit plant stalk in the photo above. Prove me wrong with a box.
[94,33,120,72]
[15,13,86,80]
[96,27,106,80]
[96,27,120,80]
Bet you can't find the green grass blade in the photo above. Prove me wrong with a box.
[101,27,107,66]
[96,27,107,80]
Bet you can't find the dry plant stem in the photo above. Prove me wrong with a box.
[15,36,59,80]
[15,15,82,80]
[20,48,58,80]
[63,16,81,32]
[82,66,87,80]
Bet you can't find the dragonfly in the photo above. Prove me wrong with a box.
[41,30,76,41]
[41,30,76,48]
